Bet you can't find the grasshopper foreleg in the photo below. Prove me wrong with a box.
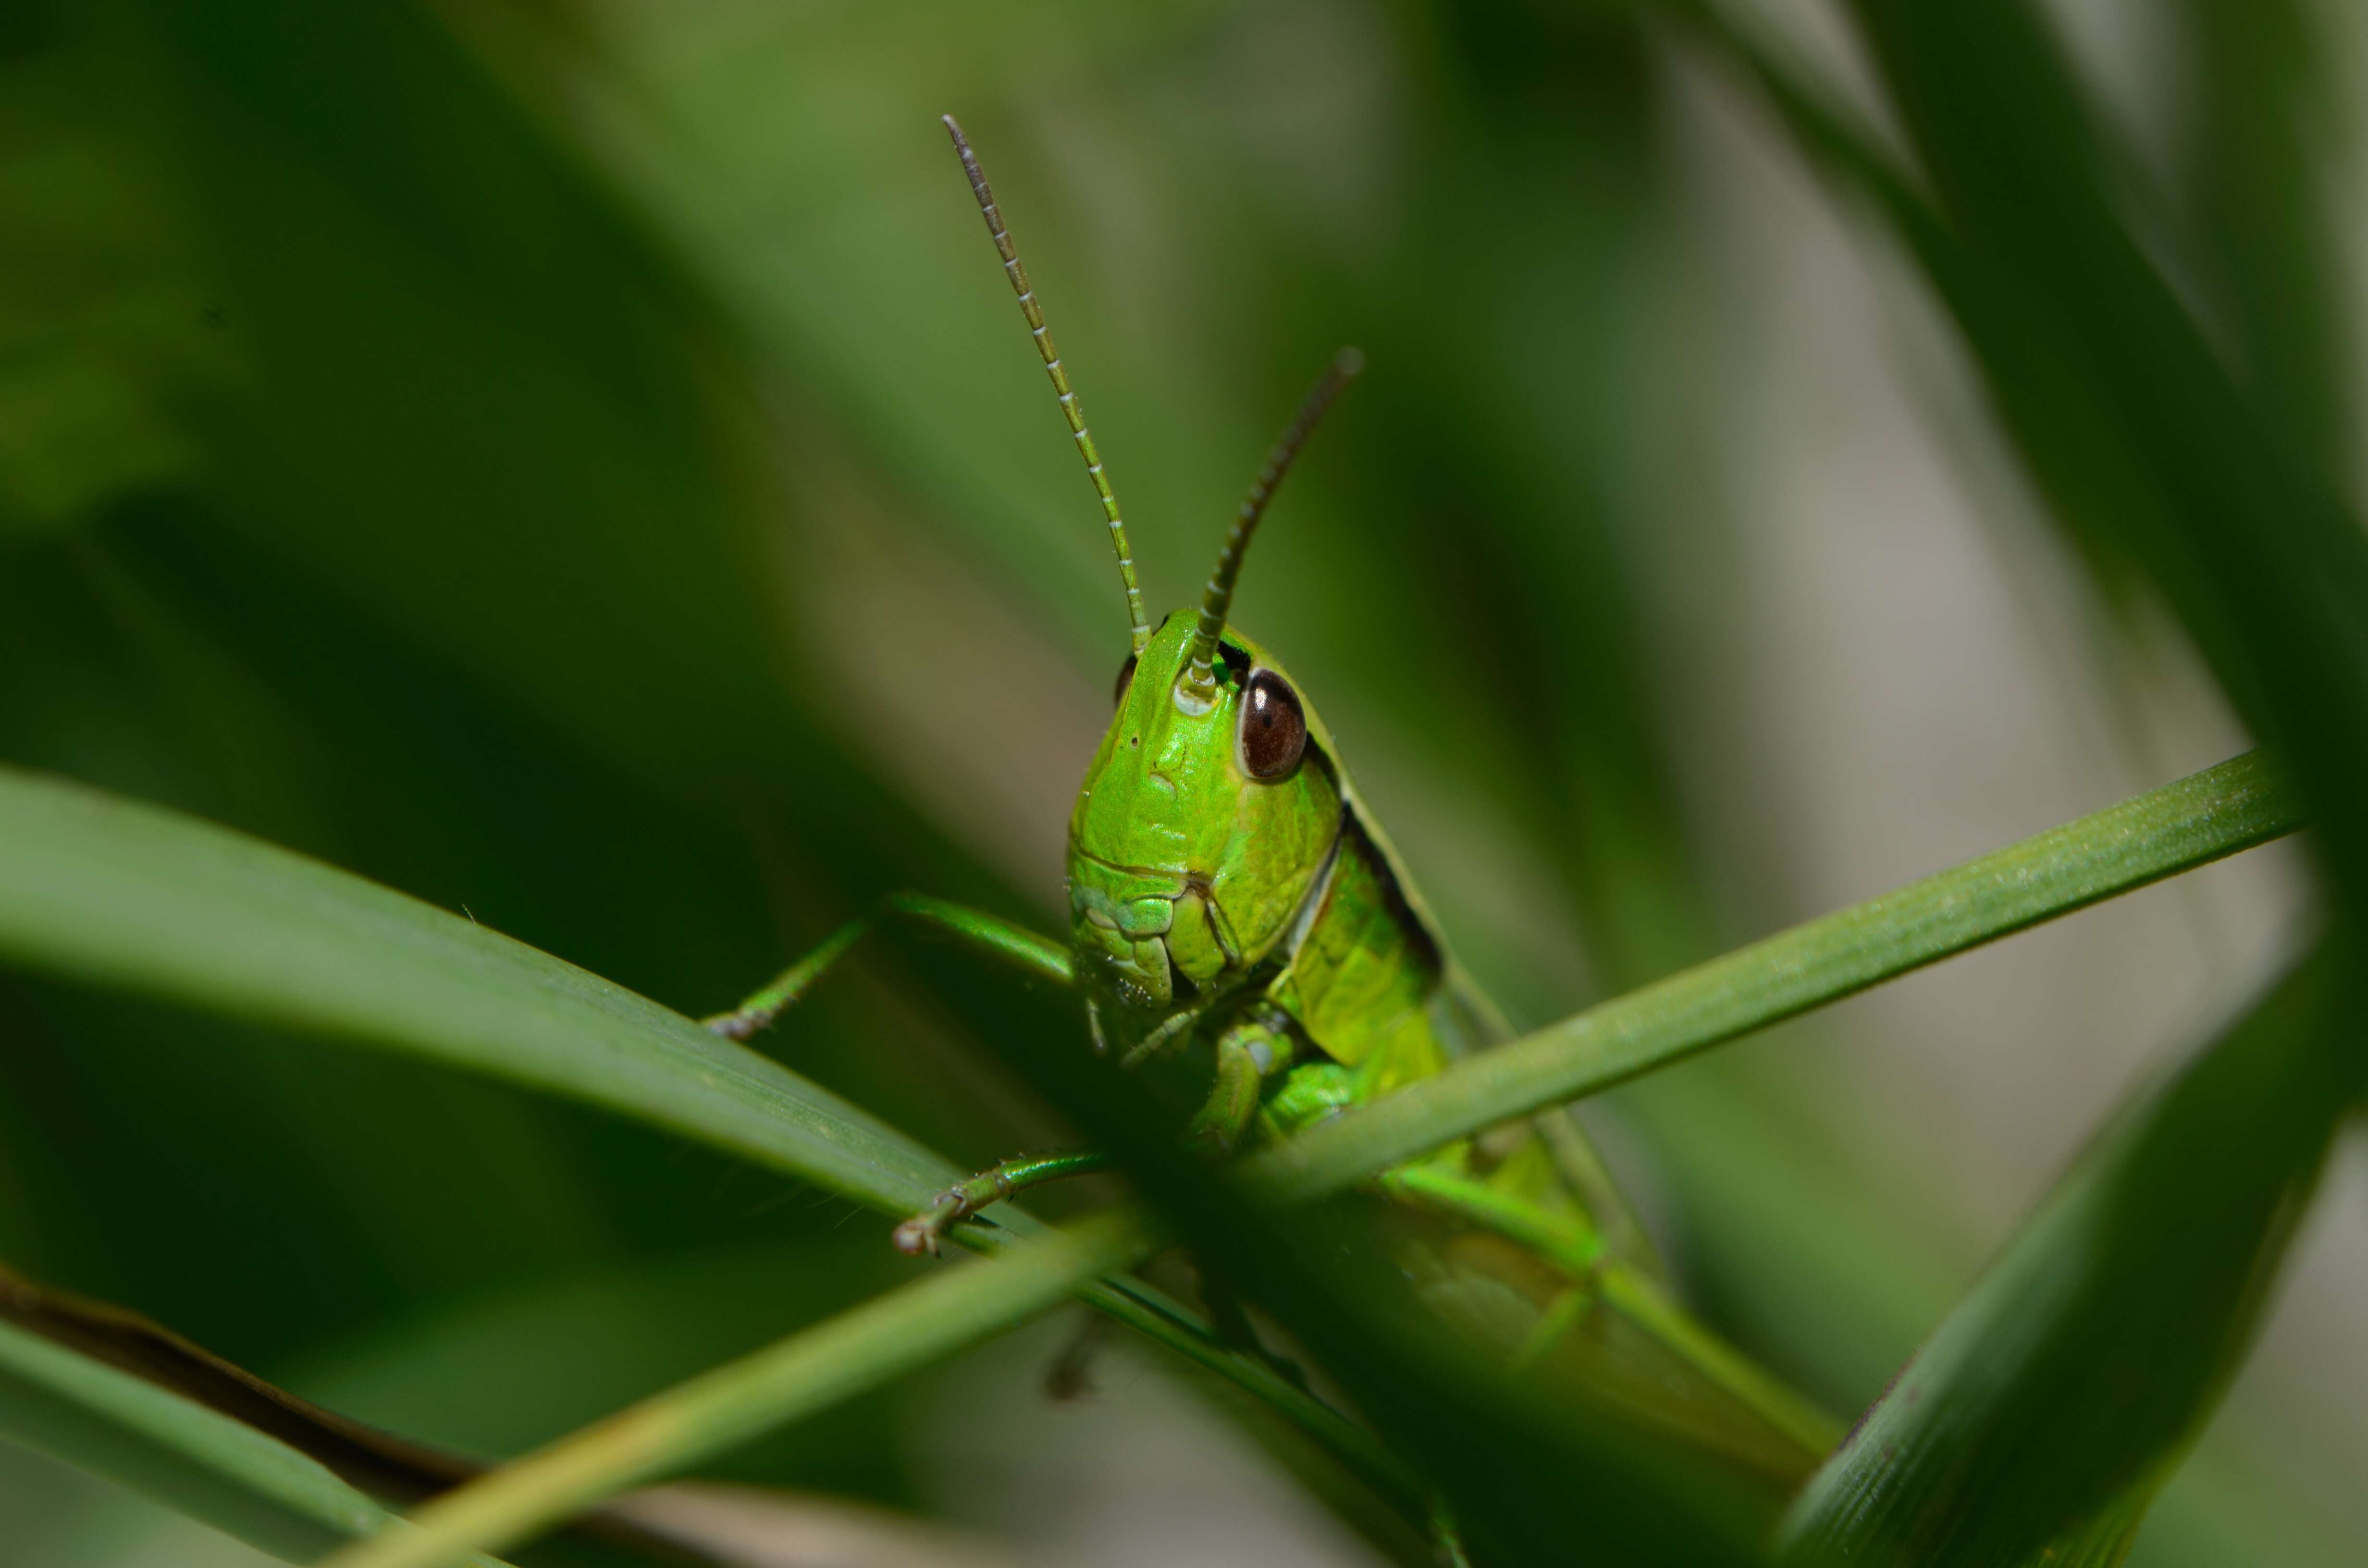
[706,893,1070,1041]
[1185,1013,1294,1157]
[892,1150,1114,1257]
[897,1012,1290,1255]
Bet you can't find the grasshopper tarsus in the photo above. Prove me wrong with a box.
[891,1151,1117,1257]
[891,1213,946,1258]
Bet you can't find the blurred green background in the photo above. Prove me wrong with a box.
[0,0,2359,1562]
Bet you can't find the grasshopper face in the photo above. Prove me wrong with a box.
[1066,613,1340,1040]
[933,118,1362,1054]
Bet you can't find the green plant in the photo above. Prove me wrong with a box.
[0,1,2360,1565]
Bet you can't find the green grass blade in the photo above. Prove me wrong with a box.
[315,1211,1153,1568]
[1780,943,2360,1566]
[0,1314,512,1568]
[2177,0,2348,466]
[1243,751,2299,1204]
[0,763,959,1212]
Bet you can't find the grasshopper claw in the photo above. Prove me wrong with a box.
[894,1187,966,1257]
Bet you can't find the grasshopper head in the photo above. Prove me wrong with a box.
[1057,350,1363,1053]
[938,121,1361,1051]
[1066,613,1340,1041]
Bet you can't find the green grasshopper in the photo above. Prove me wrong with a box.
[710,114,1837,1491]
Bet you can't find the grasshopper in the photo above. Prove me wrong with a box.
[710,115,1836,1491]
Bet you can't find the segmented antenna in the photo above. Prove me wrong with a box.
[942,115,1151,654]
[1176,347,1364,710]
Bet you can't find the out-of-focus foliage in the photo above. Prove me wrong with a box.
[0,0,2362,1563]
[1685,0,2368,1557]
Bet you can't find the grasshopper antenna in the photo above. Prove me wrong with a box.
[1176,347,1363,710]
[942,114,1151,654]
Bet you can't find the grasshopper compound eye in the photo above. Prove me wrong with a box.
[1113,653,1138,708]
[1239,668,1307,780]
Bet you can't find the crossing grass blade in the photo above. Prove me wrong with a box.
[1241,750,2302,1205]
[314,1211,1151,1568]
[0,1313,513,1568]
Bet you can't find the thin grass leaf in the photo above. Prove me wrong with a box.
[1780,943,2361,1566]
[0,1258,477,1505]
[0,1314,511,1568]
[0,764,957,1212]
[0,1257,883,1567]
[2177,0,2349,465]
[314,1211,1151,1568]
[1242,751,2300,1205]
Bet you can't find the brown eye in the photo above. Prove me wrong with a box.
[1113,653,1137,708]
[1239,668,1307,780]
